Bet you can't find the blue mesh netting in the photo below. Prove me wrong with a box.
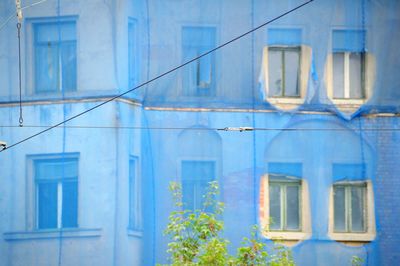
[0,0,399,265]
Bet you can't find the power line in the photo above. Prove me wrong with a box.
[0,0,50,31]
[0,124,398,131]
[1,0,314,152]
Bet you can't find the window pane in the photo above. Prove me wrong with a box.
[333,186,346,232]
[197,55,212,88]
[351,186,366,232]
[284,50,300,97]
[269,184,281,230]
[36,43,60,92]
[62,180,78,228]
[286,185,300,230]
[38,182,58,229]
[332,53,345,98]
[268,50,283,97]
[349,53,364,99]
[182,161,215,211]
[61,42,77,91]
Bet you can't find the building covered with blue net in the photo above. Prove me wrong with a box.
[0,0,400,265]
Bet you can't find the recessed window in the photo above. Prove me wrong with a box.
[34,21,77,93]
[329,180,376,243]
[129,157,142,231]
[268,47,301,98]
[260,172,311,244]
[182,27,216,97]
[269,177,301,231]
[333,183,366,233]
[34,157,78,229]
[326,29,374,108]
[260,28,311,109]
[181,160,215,210]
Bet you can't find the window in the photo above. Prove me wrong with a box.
[35,157,78,229]
[329,180,376,242]
[34,20,77,93]
[268,47,301,98]
[182,27,216,97]
[260,28,311,109]
[269,177,301,231]
[181,160,215,210]
[326,29,374,106]
[259,173,311,243]
[128,19,139,88]
[333,183,366,233]
[129,157,142,231]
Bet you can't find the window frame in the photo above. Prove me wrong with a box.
[325,28,375,109]
[25,16,78,95]
[259,174,311,244]
[267,46,302,99]
[328,180,376,243]
[128,17,139,89]
[26,153,80,231]
[179,158,218,211]
[181,25,217,98]
[128,155,142,232]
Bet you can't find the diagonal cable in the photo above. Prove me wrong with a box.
[1,0,314,152]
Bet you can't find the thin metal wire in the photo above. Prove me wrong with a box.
[1,0,315,152]
[0,124,398,131]
[17,22,23,127]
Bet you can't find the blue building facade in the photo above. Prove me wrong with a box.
[0,0,399,265]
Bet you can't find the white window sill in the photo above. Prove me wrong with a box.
[127,229,143,238]
[266,97,304,110]
[263,231,311,247]
[329,232,375,242]
[3,228,102,241]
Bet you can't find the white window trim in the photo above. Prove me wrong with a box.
[325,29,376,109]
[260,45,311,110]
[259,174,311,244]
[25,16,79,96]
[26,153,79,231]
[328,180,376,243]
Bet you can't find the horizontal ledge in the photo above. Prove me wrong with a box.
[328,233,376,242]
[127,229,143,238]
[3,228,102,241]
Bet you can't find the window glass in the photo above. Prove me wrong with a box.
[284,50,300,97]
[349,53,363,99]
[269,184,281,230]
[351,186,366,232]
[286,185,300,230]
[182,27,216,96]
[268,50,282,97]
[129,158,142,230]
[333,186,346,232]
[181,161,215,211]
[34,21,77,93]
[128,20,138,88]
[35,158,78,229]
[332,53,345,98]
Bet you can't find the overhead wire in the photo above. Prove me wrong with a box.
[0,0,315,152]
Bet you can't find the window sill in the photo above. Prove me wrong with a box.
[266,97,304,110]
[3,228,102,241]
[328,232,375,243]
[127,229,143,238]
[263,231,311,246]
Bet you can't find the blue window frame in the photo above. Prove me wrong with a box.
[35,157,78,229]
[182,26,216,97]
[34,21,77,93]
[129,157,142,230]
[181,160,215,211]
[128,19,139,89]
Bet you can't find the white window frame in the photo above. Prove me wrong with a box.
[328,180,376,243]
[26,153,79,231]
[25,16,79,96]
[259,174,311,245]
[325,29,375,109]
